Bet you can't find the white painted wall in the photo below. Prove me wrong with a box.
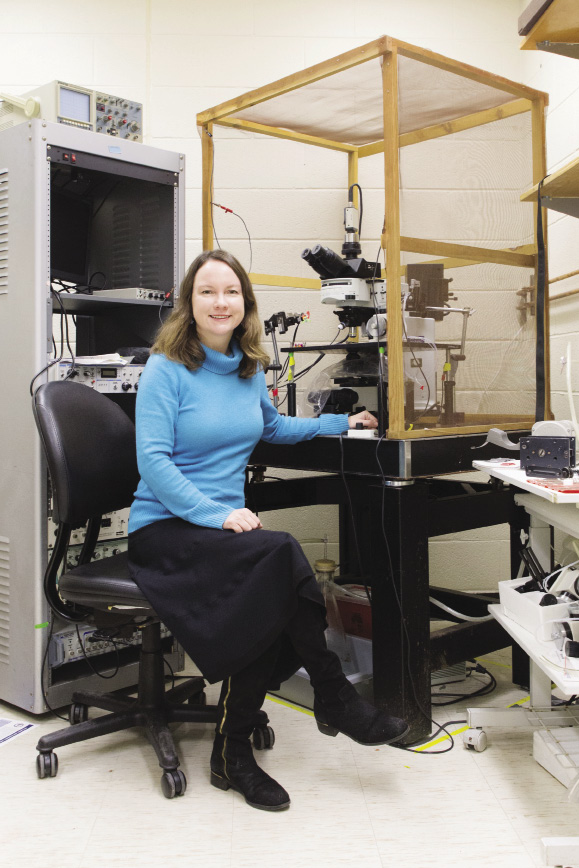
[2,0,564,588]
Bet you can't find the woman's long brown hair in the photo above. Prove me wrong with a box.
[152,250,269,378]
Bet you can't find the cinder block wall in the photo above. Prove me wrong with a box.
[3,0,565,588]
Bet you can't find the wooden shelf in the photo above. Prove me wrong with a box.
[521,154,579,217]
[520,0,579,51]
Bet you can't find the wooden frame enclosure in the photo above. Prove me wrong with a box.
[197,36,549,440]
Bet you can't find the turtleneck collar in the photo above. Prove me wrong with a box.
[200,341,243,375]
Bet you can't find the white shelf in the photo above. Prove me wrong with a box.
[473,459,579,504]
[490,605,579,694]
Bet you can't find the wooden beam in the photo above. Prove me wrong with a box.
[394,38,548,103]
[249,273,321,290]
[348,150,359,208]
[395,236,536,268]
[201,123,213,250]
[550,267,579,284]
[196,36,391,125]
[214,117,357,152]
[411,243,536,272]
[382,48,404,438]
[396,420,535,440]
[551,287,579,302]
[521,153,579,201]
[358,98,533,158]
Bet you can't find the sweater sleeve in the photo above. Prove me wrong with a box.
[259,371,349,443]
[135,356,232,529]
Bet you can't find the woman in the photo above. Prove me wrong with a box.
[128,249,408,812]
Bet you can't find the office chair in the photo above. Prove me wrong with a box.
[33,380,274,798]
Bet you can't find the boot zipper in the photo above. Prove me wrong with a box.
[220,676,232,780]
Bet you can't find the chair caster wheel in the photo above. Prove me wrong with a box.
[253,724,275,750]
[161,768,187,798]
[37,751,58,779]
[69,702,89,724]
[188,691,207,706]
[463,729,487,752]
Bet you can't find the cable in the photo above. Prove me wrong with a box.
[292,353,325,383]
[370,438,463,751]
[429,596,494,623]
[158,290,173,324]
[338,432,372,604]
[75,624,120,679]
[400,718,467,754]
[87,271,107,290]
[431,661,497,707]
[164,655,176,690]
[29,289,76,395]
[212,203,253,274]
[348,182,363,237]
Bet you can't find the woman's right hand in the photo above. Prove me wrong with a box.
[223,508,263,533]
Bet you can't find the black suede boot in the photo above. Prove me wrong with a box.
[285,597,410,746]
[210,643,290,812]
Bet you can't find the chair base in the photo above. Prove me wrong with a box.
[37,677,219,770]
[36,623,272,797]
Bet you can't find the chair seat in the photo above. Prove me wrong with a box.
[59,551,152,611]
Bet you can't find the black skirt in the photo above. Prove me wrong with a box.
[127,518,324,683]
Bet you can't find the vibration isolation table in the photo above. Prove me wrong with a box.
[247,432,531,743]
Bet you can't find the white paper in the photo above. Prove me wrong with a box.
[0,717,36,746]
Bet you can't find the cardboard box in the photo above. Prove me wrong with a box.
[336,587,372,639]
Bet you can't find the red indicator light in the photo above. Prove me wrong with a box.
[71,154,76,163]
[63,153,69,160]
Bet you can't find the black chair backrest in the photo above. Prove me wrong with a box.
[33,381,140,526]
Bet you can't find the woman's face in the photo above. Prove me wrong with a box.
[191,259,245,353]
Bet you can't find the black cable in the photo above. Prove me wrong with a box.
[431,662,497,706]
[369,434,462,751]
[292,353,325,382]
[164,655,176,690]
[279,322,301,379]
[75,624,120,679]
[87,271,107,290]
[400,718,467,754]
[30,289,76,395]
[338,432,371,604]
[348,183,363,237]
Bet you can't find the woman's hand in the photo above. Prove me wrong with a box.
[348,410,378,429]
[223,508,263,533]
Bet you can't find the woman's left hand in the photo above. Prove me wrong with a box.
[348,410,378,429]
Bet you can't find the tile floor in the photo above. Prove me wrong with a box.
[1,649,577,868]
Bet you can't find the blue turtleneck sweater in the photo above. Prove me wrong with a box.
[128,344,350,533]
